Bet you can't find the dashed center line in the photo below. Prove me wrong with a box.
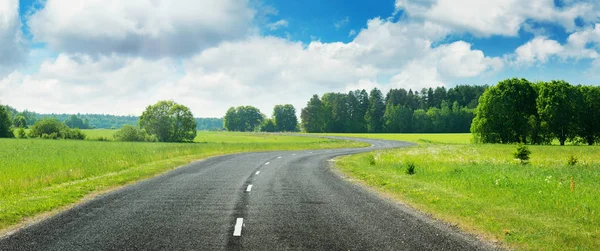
[265,162,270,165]
[277,156,282,159]
[292,153,296,156]
[255,171,260,175]
[246,185,253,192]
[233,218,244,236]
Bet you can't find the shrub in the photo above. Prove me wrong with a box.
[406,162,416,175]
[64,128,86,140]
[513,144,531,164]
[366,154,376,166]
[17,127,26,138]
[0,105,13,138]
[567,155,578,166]
[114,125,156,142]
[28,118,86,140]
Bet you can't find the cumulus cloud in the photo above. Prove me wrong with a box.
[0,0,26,76]
[2,2,509,117]
[27,0,255,58]
[395,0,598,37]
[511,25,600,66]
[0,54,178,114]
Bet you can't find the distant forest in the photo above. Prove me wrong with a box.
[2,106,223,131]
[301,85,487,133]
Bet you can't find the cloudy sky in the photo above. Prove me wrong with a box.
[1,0,599,117]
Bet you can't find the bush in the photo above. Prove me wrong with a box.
[513,144,531,164]
[567,155,578,166]
[406,162,416,175]
[114,125,156,142]
[17,127,26,138]
[367,154,376,166]
[28,118,86,140]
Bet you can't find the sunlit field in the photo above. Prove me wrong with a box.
[330,134,600,250]
[0,132,367,230]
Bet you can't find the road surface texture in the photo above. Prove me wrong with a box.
[0,137,498,251]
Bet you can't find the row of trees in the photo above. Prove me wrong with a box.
[2,106,223,131]
[223,104,299,132]
[472,78,600,145]
[300,86,486,133]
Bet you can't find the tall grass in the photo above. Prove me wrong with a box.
[336,141,600,250]
[0,133,366,230]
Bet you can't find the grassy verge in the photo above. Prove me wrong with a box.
[333,134,599,250]
[0,132,367,230]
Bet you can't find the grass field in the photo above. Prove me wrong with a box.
[332,133,599,250]
[0,132,367,231]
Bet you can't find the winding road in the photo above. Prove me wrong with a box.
[0,137,496,250]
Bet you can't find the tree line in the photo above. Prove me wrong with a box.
[300,85,487,133]
[0,106,223,131]
[472,78,600,145]
[223,104,299,132]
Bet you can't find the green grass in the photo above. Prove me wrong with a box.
[332,134,600,250]
[0,132,367,230]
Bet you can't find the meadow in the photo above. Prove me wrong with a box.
[332,134,600,250]
[0,131,366,231]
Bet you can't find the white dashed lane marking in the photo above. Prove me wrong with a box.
[265,162,270,165]
[255,171,260,175]
[233,218,244,236]
[246,185,253,192]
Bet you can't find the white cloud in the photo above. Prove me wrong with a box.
[0,54,178,114]
[395,0,598,37]
[514,37,564,65]
[266,19,288,31]
[511,25,600,66]
[27,0,256,58]
[2,5,507,117]
[334,17,350,29]
[348,29,357,37]
[0,0,26,76]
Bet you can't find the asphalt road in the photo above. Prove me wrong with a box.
[0,137,496,251]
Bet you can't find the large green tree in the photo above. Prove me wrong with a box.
[537,80,578,146]
[300,95,325,133]
[0,105,13,138]
[578,86,600,145]
[272,104,298,132]
[139,100,197,142]
[65,115,91,129]
[365,88,385,133]
[471,78,537,143]
[223,106,264,132]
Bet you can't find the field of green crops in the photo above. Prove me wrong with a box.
[0,132,366,231]
[332,134,600,250]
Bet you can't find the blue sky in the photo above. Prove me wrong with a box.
[1,0,600,116]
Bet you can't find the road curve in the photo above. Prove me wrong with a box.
[0,137,496,251]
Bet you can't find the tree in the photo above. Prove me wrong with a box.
[139,100,197,142]
[365,88,385,133]
[260,119,277,132]
[0,105,13,138]
[224,107,241,131]
[65,115,91,129]
[301,95,326,133]
[223,106,264,132]
[537,80,578,146]
[577,86,600,145]
[471,78,537,143]
[273,104,298,132]
[13,115,27,128]
[412,109,431,133]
